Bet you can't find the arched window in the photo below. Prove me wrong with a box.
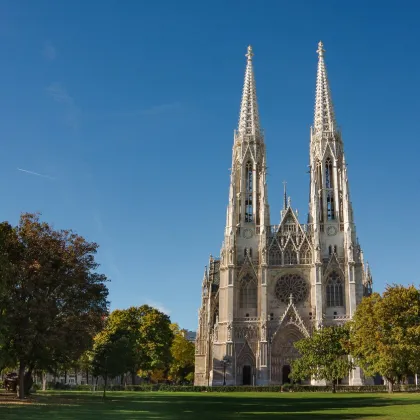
[325,158,333,189]
[300,245,312,264]
[245,162,253,222]
[326,272,344,307]
[284,244,297,265]
[269,245,282,265]
[327,191,335,220]
[239,274,257,308]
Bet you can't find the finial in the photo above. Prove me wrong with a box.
[289,293,294,305]
[317,41,325,57]
[283,181,287,210]
[246,45,254,61]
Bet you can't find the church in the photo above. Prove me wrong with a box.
[194,42,373,387]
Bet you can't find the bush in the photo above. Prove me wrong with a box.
[31,382,420,393]
[31,383,41,392]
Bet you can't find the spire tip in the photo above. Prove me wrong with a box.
[317,41,325,57]
[283,181,287,210]
[246,45,254,61]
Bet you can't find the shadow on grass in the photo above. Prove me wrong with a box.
[1,392,420,420]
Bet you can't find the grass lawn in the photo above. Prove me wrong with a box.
[1,390,420,419]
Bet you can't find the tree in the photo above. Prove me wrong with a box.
[90,329,132,398]
[168,324,195,383]
[349,285,420,393]
[103,306,173,385]
[0,213,109,398]
[290,325,353,393]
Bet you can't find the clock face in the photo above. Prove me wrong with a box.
[327,226,337,236]
[243,228,253,239]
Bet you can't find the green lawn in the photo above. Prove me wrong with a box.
[1,391,420,419]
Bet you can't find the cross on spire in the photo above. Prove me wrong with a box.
[237,45,262,140]
[314,41,337,135]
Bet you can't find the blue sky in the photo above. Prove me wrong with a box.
[0,1,419,330]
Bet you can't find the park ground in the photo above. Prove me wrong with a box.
[1,391,420,419]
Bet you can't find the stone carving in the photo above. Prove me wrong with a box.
[227,322,232,341]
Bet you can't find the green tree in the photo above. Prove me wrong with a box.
[290,325,353,393]
[168,324,195,383]
[0,213,109,398]
[349,285,420,393]
[104,306,173,384]
[90,329,132,398]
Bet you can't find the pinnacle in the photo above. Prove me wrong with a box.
[314,41,336,135]
[246,45,254,61]
[237,45,262,140]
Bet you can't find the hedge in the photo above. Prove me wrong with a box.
[39,384,419,393]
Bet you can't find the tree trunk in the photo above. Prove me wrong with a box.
[388,380,394,393]
[332,381,336,394]
[131,371,136,385]
[86,369,89,385]
[74,368,78,385]
[18,361,25,399]
[64,370,67,384]
[42,372,47,391]
[103,374,107,399]
[24,370,33,395]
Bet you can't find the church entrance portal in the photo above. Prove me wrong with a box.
[282,365,291,384]
[270,325,303,384]
[243,365,252,385]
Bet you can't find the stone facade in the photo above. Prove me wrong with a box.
[194,43,373,387]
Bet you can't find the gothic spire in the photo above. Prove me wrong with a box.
[283,181,287,210]
[314,41,336,135]
[237,46,262,139]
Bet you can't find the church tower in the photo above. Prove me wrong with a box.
[194,43,373,387]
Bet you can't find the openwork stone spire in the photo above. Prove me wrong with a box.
[314,41,336,135]
[237,46,262,139]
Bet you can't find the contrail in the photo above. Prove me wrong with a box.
[17,168,55,180]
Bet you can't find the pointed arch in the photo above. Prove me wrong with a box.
[325,157,333,189]
[239,274,257,308]
[271,324,304,384]
[326,271,344,307]
[245,161,253,222]
[236,341,256,385]
[283,241,297,265]
[269,240,282,266]
[299,242,312,265]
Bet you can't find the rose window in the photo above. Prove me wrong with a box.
[275,274,308,304]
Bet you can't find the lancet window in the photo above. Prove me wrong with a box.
[239,274,257,308]
[316,160,324,222]
[325,158,333,189]
[284,244,298,265]
[269,245,282,265]
[300,245,312,264]
[245,162,253,222]
[326,272,344,307]
[327,191,335,220]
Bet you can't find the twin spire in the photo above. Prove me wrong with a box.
[237,42,337,138]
